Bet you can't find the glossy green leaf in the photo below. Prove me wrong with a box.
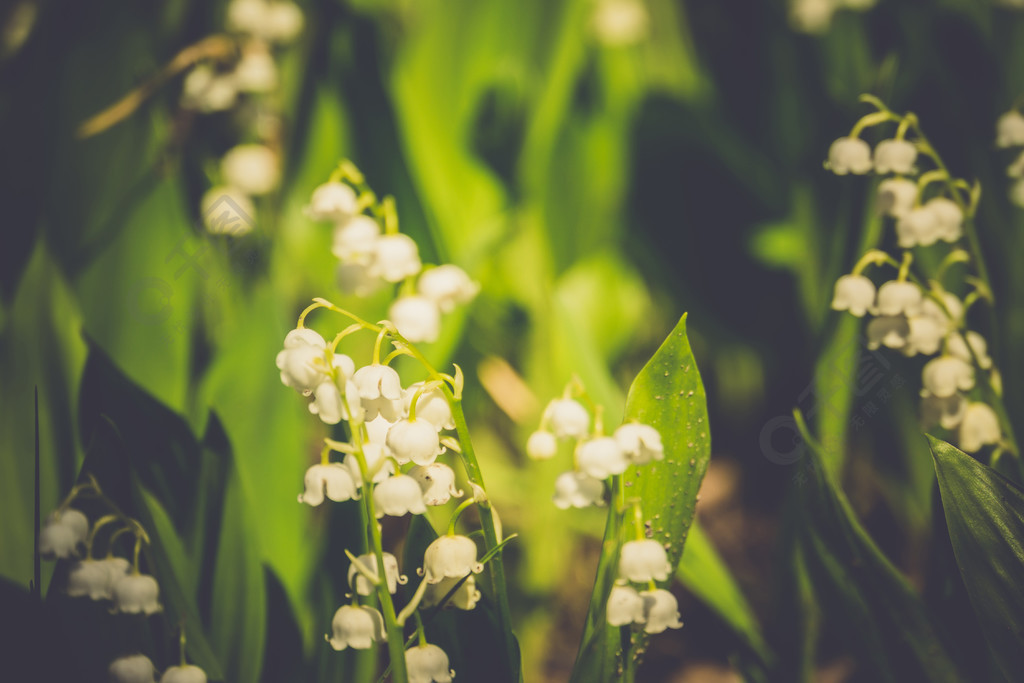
[794,414,961,683]
[569,314,711,682]
[929,435,1024,681]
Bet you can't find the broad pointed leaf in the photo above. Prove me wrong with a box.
[929,435,1024,681]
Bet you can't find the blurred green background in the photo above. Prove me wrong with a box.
[3,0,1024,681]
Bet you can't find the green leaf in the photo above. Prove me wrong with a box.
[569,314,711,682]
[929,435,1024,681]
[677,519,773,665]
[204,417,267,683]
[794,414,961,683]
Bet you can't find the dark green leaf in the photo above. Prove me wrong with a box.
[794,414,961,683]
[929,435,1024,681]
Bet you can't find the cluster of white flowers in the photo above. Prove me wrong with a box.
[303,176,479,343]
[996,108,1024,207]
[525,388,681,636]
[605,539,683,633]
[788,0,876,35]
[40,506,163,615]
[38,489,200,683]
[828,103,1004,454]
[108,655,208,683]
[527,394,664,509]
[184,0,303,236]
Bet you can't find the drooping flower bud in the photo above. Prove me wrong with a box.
[553,471,605,509]
[108,654,157,683]
[618,539,670,583]
[298,463,360,506]
[373,474,428,517]
[405,643,455,683]
[327,605,385,651]
[112,573,162,615]
[420,535,484,584]
[576,437,629,480]
[408,463,463,506]
[639,588,683,634]
[606,584,646,627]
[545,398,590,439]
[828,137,872,175]
[614,423,664,464]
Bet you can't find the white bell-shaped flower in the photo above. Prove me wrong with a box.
[920,391,967,430]
[577,437,629,479]
[959,402,1001,453]
[406,643,455,683]
[614,423,664,464]
[545,398,590,439]
[919,293,962,334]
[160,664,208,683]
[1011,178,1024,208]
[606,585,646,627]
[404,382,455,431]
[591,0,649,46]
[553,471,605,509]
[639,589,683,634]
[389,296,442,344]
[353,364,404,422]
[112,573,162,615]
[830,274,876,317]
[345,443,395,486]
[309,378,363,426]
[181,64,238,113]
[926,197,963,243]
[276,328,326,387]
[947,331,993,369]
[332,215,380,263]
[866,315,910,350]
[364,415,393,444]
[233,44,277,93]
[40,508,89,559]
[618,539,671,583]
[409,463,463,506]
[386,418,444,466]
[307,181,359,222]
[420,535,484,584]
[337,261,385,297]
[417,264,480,313]
[371,234,422,283]
[877,177,918,218]
[875,281,923,317]
[298,463,360,505]
[373,474,428,517]
[261,1,304,42]
[526,430,558,460]
[201,185,255,235]
[996,110,1024,148]
[1007,150,1024,179]
[422,574,481,610]
[327,605,385,650]
[896,205,939,248]
[108,654,157,683]
[828,137,873,175]
[873,139,917,174]
[226,0,267,34]
[905,315,945,356]
[348,552,405,596]
[922,356,975,398]
[67,556,130,600]
[220,144,280,196]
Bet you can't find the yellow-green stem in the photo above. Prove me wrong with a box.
[352,434,409,683]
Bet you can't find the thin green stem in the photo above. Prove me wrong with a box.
[352,433,408,683]
[446,395,518,675]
